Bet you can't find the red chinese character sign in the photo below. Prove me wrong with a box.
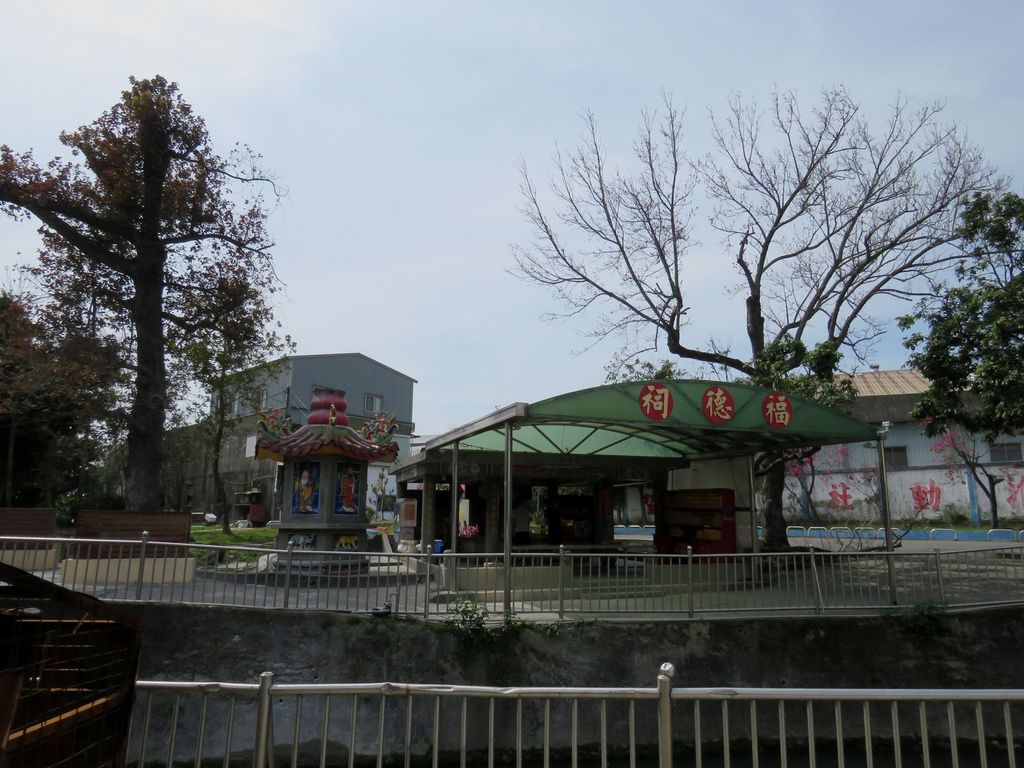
[762,392,793,429]
[639,382,674,421]
[701,386,735,425]
[828,482,854,510]
[909,480,942,513]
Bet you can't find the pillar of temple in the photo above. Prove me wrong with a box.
[421,476,437,553]
[484,477,500,552]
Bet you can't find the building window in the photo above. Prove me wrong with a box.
[883,446,908,470]
[364,393,383,414]
[990,443,1023,463]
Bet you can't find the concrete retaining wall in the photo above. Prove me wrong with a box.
[124,603,1024,764]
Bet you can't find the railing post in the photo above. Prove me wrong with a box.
[135,531,150,601]
[934,548,946,605]
[253,671,274,768]
[657,662,675,768]
[686,546,694,619]
[423,550,431,620]
[282,543,294,609]
[558,544,566,621]
[886,550,898,606]
[808,549,825,615]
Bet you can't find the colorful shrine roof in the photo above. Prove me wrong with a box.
[255,387,399,463]
[256,422,398,463]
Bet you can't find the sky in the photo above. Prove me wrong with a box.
[1,1,1021,436]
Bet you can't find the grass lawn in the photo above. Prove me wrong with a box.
[190,524,277,547]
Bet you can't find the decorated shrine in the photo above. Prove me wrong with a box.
[392,379,877,555]
[257,387,398,556]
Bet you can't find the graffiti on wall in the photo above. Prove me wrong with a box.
[828,482,854,511]
[1007,476,1024,513]
[909,480,942,513]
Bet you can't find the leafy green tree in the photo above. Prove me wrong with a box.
[515,89,992,547]
[183,282,292,533]
[604,357,683,384]
[903,191,1024,529]
[0,76,280,511]
[0,291,121,506]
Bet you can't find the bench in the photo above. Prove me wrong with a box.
[71,510,191,558]
[0,508,59,569]
[0,508,57,541]
[63,511,195,585]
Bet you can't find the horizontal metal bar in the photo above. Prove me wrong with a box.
[134,678,1024,704]
[669,687,1024,702]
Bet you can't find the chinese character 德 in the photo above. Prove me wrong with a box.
[704,387,734,423]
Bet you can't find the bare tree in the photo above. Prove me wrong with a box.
[514,87,995,547]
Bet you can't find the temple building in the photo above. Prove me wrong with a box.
[164,353,416,523]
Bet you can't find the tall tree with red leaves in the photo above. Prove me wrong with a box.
[0,76,280,511]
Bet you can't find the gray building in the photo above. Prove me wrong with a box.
[167,353,416,522]
[786,370,1024,526]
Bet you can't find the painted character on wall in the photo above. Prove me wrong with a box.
[335,463,361,515]
[292,462,320,514]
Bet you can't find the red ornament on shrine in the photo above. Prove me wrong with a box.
[761,391,793,429]
[701,386,735,425]
[307,388,349,426]
[638,382,674,421]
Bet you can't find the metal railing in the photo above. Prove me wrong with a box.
[3,535,1024,620]
[127,664,1024,767]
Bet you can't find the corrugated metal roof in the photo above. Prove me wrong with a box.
[850,369,930,398]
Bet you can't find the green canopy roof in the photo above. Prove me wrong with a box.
[421,380,876,461]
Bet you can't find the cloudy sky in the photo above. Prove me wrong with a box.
[1,1,1021,435]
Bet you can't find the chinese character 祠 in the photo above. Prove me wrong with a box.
[639,383,673,420]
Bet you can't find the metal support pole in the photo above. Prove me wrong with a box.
[876,430,898,605]
[423,551,432,620]
[558,544,566,621]
[135,531,149,601]
[934,548,946,605]
[657,662,676,768]
[450,442,460,554]
[686,545,694,619]
[282,543,294,608]
[503,423,513,621]
[253,671,274,768]
[747,455,760,553]
[808,549,825,615]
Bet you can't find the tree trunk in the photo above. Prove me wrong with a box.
[987,476,1001,529]
[761,456,789,549]
[3,413,14,506]
[212,404,231,535]
[972,466,1003,530]
[123,259,167,512]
